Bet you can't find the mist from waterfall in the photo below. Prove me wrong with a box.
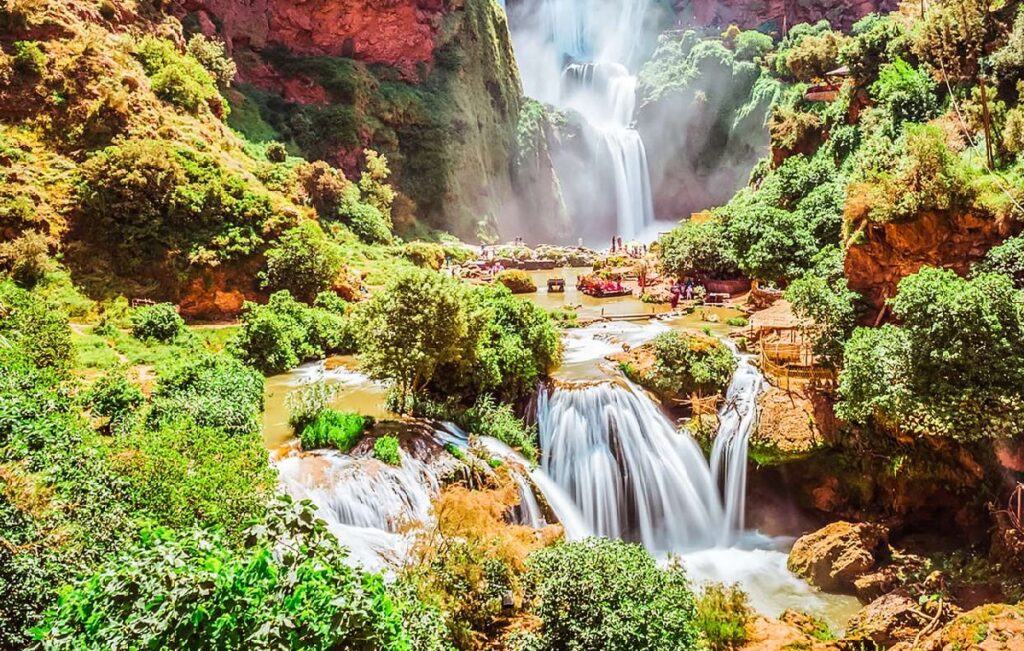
[504,0,657,241]
[536,355,765,553]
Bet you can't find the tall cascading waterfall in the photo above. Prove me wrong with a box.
[505,0,656,240]
[536,360,766,553]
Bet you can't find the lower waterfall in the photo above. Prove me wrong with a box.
[536,353,765,552]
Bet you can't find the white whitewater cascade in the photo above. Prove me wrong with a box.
[536,354,766,553]
[710,352,765,544]
[507,0,656,240]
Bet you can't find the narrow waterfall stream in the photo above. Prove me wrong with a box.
[505,0,656,240]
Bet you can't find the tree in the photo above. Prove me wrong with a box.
[870,58,940,126]
[657,218,739,280]
[356,268,476,413]
[975,234,1024,288]
[359,149,396,226]
[838,268,1024,441]
[733,30,773,62]
[786,273,859,368]
[913,0,995,84]
[524,538,699,651]
[840,13,912,84]
[130,302,185,343]
[724,205,816,282]
[261,221,343,303]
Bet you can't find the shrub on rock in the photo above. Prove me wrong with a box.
[496,269,537,294]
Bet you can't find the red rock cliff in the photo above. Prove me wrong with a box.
[677,0,898,31]
[175,0,449,76]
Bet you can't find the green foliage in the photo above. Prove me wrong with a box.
[647,331,737,398]
[838,267,1024,441]
[993,8,1024,96]
[524,538,699,651]
[110,419,274,537]
[185,34,237,87]
[130,302,185,343]
[0,279,73,370]
[149,353,264,436]
[840,13,913,84]
[869,58,939,126]
[912,0,996,83]
[772,22,845,81]
[975,234,1024,288]
[464,395,538,463]
[78,139,275,271]
[356,267,475,413]
[33,496,412,650]
[374,435,401,465]
[84,370,145,434]
[847,124,974,225]
[300,410,370,452]
[726,317,748,327]
[657,218,739,280]
[0,230,54,287]
[135,37,226,116]
[786,272,859,368]
[294,160,348,219]
[724,205,817,282]
[339,183,393,244]
[733,31,773,62]
[430,284,561,407]
[261,221,344,302]
[232,290,354,374]
[12,40,46,75]
[695,583,752,651]
[496,269,537,294]
[403,241,446,270]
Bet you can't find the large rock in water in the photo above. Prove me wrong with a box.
[787,521,889,592]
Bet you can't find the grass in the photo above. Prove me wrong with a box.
[72,325,241,372]
[372,435,401,465]
[694,583,752,651]
[300,410,370,452]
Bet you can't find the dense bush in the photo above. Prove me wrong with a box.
[733,30,773,62]
[772,22,845,81]
[294,160,348,219]
[657,218,739,280]
[32,496,412,649]
[84,370,145,434]
[975,235,1024,287]
[695,583,752,651]
[12,40,46,75]
[840,13,912,84]
[524,538,699,651]
[724,205,817,282]
[0,279,73,370]
[464,395,538,463]
[869,58,939,126]
[130,302,185,343]
[299,410,370,452]
[838,268,1024,441]
[373,435,401,465]
[261,221,344,302]
[644,331,737,398]
[135,37,225,116]
[109,419,274,537]
[496,269,537,294]
[79,139,276,271]
[232,290,354,374]
[0,230,54,286]
[403,241,446,270]
[149,353,264,436]
[185,34,236,87]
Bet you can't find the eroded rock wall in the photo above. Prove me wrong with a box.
[675,0,899,32]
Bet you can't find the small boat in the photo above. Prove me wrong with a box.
[547,279,566,293]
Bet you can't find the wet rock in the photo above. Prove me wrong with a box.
[904,603,1024,651]
[787,521,889,593]
[846,589,926,648]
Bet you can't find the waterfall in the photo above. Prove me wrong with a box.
[536,355,766,553]
[710,353,764,543]
[505,0,657,240]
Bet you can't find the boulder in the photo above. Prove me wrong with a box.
[903,603,1024,651]
[787,521,889,592]
[846,590,926,648]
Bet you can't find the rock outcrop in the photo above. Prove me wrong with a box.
[751,387,830,464]
[676,0,899,32]
[845,210,1018,316]
[845,589,926,648]
[787,521,889,593]
[900,603,1024,651]
[175,0,446,77]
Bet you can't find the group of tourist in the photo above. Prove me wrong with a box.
[669,279,696,308]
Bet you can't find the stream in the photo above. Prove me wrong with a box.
[263,270,861,631]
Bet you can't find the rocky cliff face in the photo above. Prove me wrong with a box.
[675,0,899,32]
[175,0,446,78]
[845,211,1018,315]
[174,0,525,240]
